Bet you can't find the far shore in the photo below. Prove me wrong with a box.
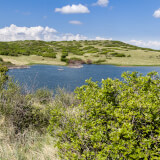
[8,65,30,70]
[2,55,160,69]
[67,64,83,68]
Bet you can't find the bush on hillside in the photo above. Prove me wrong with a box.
[110,52,126,57]
[0,57,3,62]
[49,71,160,160]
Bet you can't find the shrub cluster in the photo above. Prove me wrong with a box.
[0,64,160,159]
[61,50,68,62]
[0,67,53,133]
[49,71,160,159]
[110,52,126,57]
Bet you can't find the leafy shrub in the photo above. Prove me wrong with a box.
[0,57,3,62]
[94,59,106,64]
[0,70,53,133]
[61,57,68,62]
[49,71,160,160]
[43,53,56,58]
[61,51,68,62]
[34,88,53,104]
[101,50,114,55]
[9,52,18,56]
[0,65,8,89]
[0,82,51,133]
[110,52,126,57]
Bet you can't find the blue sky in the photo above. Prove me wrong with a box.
[0,0,160,48]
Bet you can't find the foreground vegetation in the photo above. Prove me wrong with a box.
[1,40,160,66]
[0,66,160,159]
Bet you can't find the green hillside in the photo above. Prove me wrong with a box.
[0,40,160,66]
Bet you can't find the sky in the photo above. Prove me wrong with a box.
[0,0,160,49]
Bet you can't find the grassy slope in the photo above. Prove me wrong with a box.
[0,55,65,66]
[0,40,160,66]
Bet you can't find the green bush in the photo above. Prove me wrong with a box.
[49,71,160,159]
[61,57,68,62]
[0,65,8,89]
[0,83,50,133]
[61,51,68,62]
[0,57,3,62]
[0,72,52,133]
[110,52,126,57]
[94,59,106,64]
[43,53,56,58]
[34,88,53,104]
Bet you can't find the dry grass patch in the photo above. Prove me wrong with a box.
[0,116,59,160]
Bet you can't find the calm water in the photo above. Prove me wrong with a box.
[8,64,160,91]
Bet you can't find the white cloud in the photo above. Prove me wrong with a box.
[69,20,82,25]
[59,33,87,41]
[55,4,90,14]
[0,24,115,42]
[93,0,109,7]
[153,8,160,18]
[95,36,112,40]
[129,40,160,49]
[0,24,57,41]
[0,24,87,41]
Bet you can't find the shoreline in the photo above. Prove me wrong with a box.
[8,65,30,69]
[7,63,160,70]
[67,64,83,68]
[2,55,160,68]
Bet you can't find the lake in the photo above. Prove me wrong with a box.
[8,64,160,91]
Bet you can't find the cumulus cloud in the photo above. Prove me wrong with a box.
[59,33,87,41]
[0,24,57,41]
[55,4,90,14]
[129,40,160,49]
[93,0,109,7]
[69,20,82,25]
[153,8,160,18]
[0,24,88,41]
[95,36,112,40]
[0,24,115,42]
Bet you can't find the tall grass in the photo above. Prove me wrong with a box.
[0,116,59,160]
[0,70,78,159]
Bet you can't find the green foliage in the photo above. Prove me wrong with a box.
[0,57,3,62]
[0,40,159,66]
[110,52,126,57]
[94,59,106,64]
[100,50,114,55]
[49,71,160,160]
[34,88,53,104]
[0,65,8,89]
[43,52,57,58]
[0,82,50,133]
[61,51,68,62]
[0,73,54,133]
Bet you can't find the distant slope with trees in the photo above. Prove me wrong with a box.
[0,40,160,66]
